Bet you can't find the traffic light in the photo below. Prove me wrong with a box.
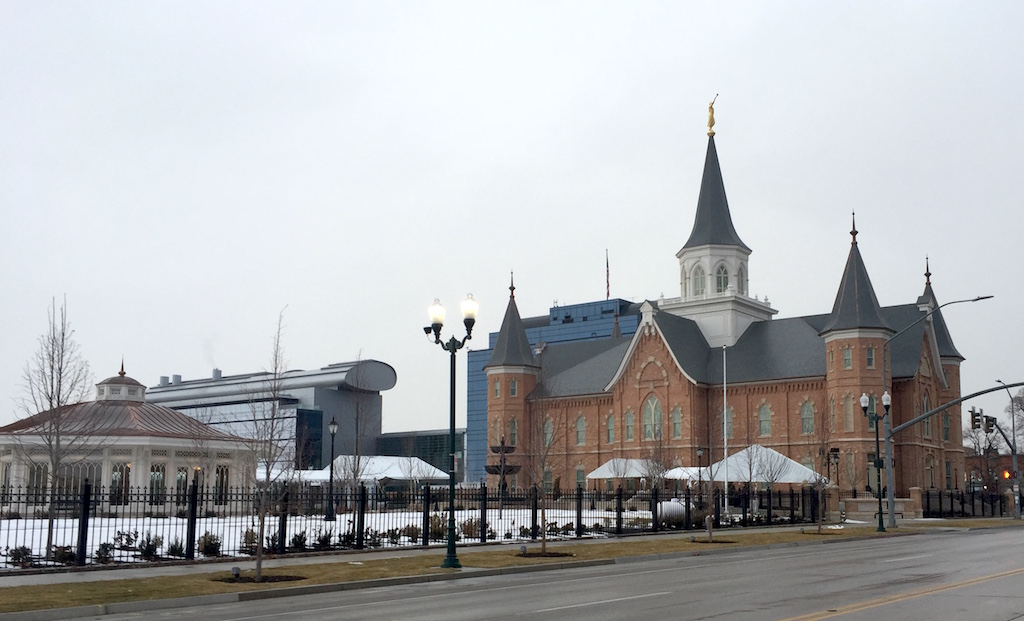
[985,415,996,434]
[970,407,981,430]
[1004,470,1011,480]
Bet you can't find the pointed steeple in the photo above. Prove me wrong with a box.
[484,274,537,369]
[821,216,891,334]
[917,260,964,360]
[610,313,622,339]
[682,135,750,252]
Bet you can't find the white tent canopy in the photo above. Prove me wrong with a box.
[292,455,449,485]
[703,445,825,485]
[664,466,710,482]
[586,458,653,480]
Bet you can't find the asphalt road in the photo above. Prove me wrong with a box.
[89,528,1024,621]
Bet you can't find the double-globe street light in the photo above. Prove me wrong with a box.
[861,391,891,533]
[424,294,479,569]
[324,416,338,522]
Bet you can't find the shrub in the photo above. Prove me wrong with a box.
[338,532,355,548]
[204,509,219,519]
[95,542,114,564]
[428,513,446,541]
[7,545,33,567]
[290,530,307,551]
[113,529,138,550]
[1,510,21,519]
[386,528,401,545]
[400,524,421,542]
[265,532,280,552]
[175,508,188,519]
[459,518,480,539]
[560,522,574,535]
[365,529,384,548]
[197,532,221,557]
[240,528,257,554]
[53,545,76,566]
[138,531,164,560]
[314,529,333,551]
[166,538,185,558]
[519,525,532,538]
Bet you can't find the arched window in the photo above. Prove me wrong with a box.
[942,412,950,441]
[693,266,706,296]
[671,407,682,439]
[758,404,772,436]
[576,416,586,445]
[737,266,746,295]
[801,402,814,434]
[625,411,635,441]
[543,418,553,447]
[716,265,729,294]
[509,418,518,446]
[829,397,836,432]
[867,395,877,430]
[642,396,662,440]
[606,414,615,443]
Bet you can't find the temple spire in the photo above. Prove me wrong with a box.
[821,222,891,334]
[850,212,858,245]
[925,256,931,286]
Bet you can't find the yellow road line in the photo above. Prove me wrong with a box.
[781,568,1024,621]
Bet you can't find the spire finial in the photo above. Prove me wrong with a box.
[850,211,858,245]
[509,272,515,299]
[925,256,931,285]
[119,358,126,377]
[707,94,718,137]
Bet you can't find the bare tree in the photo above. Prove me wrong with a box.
[805,402,835,533]
[519,409,566,553]
[244,310,295,582]
[14,297,95,558]
[641,425,670,493]
[964,424,1003,493]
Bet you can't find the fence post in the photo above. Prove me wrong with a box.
[531,485,539,540]
[575,485,583,538]
[421,484,431,546]
[615,486,623,535]
[788,489,795,523]
[75,479,92,567]
[479,483,487,543]
[185,475,199,560]
[741,485,748,526]
[651,487,659,532]
[684,487,692,530]
[766,487,773,525]
[277,490,288,554]
[356,485,366,549]
[713,488,721,528]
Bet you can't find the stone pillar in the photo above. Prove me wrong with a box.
[908,486,923,518]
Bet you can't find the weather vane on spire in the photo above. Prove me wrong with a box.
[708,94,718,137]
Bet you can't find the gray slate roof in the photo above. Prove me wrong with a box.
[820,237,891,334]
[530,338,630,399]
[682,136,750,252]
[485,294,537,369]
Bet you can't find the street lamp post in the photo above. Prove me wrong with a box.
[862,391,890,532]
[881,295,992,529]
[325,417,338,522]
[696,447,704,509]
[996,379,1020,519]
[424,294,479,569]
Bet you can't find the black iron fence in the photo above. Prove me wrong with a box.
[0,480,865,570]
[920,489,1010,518]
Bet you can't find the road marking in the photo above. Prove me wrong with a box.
[781,568,1024,621]
[528,591,672,614]
[881,554,931,562]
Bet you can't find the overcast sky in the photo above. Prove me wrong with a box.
[2,3,1022,437]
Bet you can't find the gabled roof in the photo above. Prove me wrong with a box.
[681,136,750,252]
[820,222,891,334]
[485,282,537,370]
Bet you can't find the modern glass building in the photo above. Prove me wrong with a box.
[464,298,641,483]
